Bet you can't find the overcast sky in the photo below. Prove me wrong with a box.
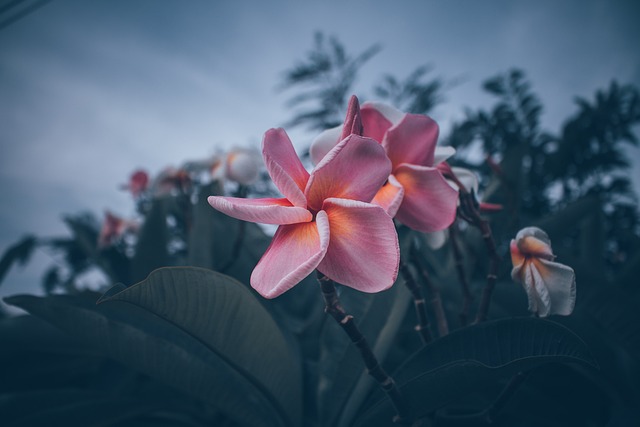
[1,0,639,301]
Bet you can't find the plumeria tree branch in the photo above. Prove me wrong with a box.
[408,243,449,337]
[441,164,500,324]
[447,221,473,326]
[317,272,420,425]
[398,261,433,344]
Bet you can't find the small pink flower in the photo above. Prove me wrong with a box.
[98,211,138,248]
[510,227,576,317]
[208,128,399,299]
[121,169,149,198]
[311,100,458,233]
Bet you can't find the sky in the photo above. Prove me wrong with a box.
[1,0,639,303]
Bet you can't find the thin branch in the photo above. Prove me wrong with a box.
[408,245,449,337]
[317,272,421,425]
[448,221,473,326]
[399,261,433,344]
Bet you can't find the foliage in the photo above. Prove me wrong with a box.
[1,34,640,427]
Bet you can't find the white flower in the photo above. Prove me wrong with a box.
[510,227,576,317]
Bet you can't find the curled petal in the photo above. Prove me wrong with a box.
[318,198,399,293]
[393,164,458,233]
[207,196,312,225]
[521,261,551,316]
[433,146,456,166]
[309,125,341,166]
[382,113,439,168]
[450,166,478,194]
[510,239,526,269]
[262,128,310,207]
[372,174,405,217]
[305,135,391,211]
[532,258,576,316]
[361,101,399,142]
[340,95,363,140]
[251,212,330,298]
[518,235,554,261]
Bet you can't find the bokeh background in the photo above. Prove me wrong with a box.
[1,0,639,301]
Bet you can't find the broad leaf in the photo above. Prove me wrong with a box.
[5,267,302,427]
[353,317,596,426]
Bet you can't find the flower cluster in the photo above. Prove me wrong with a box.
[208,96,460,298]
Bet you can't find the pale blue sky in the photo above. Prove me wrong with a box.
[1,0,639,301]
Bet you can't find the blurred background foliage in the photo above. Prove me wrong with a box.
[1,33,639,426]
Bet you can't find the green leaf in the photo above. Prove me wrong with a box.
[353,317,596,426]
[5,267,302,427]
[317,227,414,427]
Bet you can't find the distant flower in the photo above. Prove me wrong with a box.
[152,167,191,196]
[98,211,138,248]
[208,128,399,299]
[311,100,458,233]
[510,227,576,317]
[121,169,149,198]
[211,147,261,185]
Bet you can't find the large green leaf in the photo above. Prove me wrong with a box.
[317,227,414,427]
[353,317,597,426]
[5,267,302,427]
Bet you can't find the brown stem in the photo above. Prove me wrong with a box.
[408,246,449,337]
[317,272,419,425]
[448,222,473,327]
[399,262,433,344]
[456,191,500,324]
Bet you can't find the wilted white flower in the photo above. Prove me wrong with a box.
[510,227,576,317]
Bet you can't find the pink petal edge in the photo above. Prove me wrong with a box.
[393,164,458,233]
[262,128,310,207]
[318,197,399,293]
[251,211,330,298]
[207,196,312,225]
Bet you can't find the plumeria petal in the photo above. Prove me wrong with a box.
[532,258,576,316]
[393,164,458,232]
[207,196,312,225]
[518,235,554,261]
[262,128,310,207]
[433,146,456,165]
[510,239,526,270]
[382,113,439,168]
[339,95,364,140]
[318,198,399,293]
[305,135,391,212]
[310,125,341,166]
[360,101,399,142]
[371,174,405,217]
[450,166,478,194]
[251,211,330,298]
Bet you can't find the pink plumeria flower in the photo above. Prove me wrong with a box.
[311,100,458,233]
[510,227,576,317]
[98,211,138,248]
[211,147,261,185]
[208,128,399,299]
